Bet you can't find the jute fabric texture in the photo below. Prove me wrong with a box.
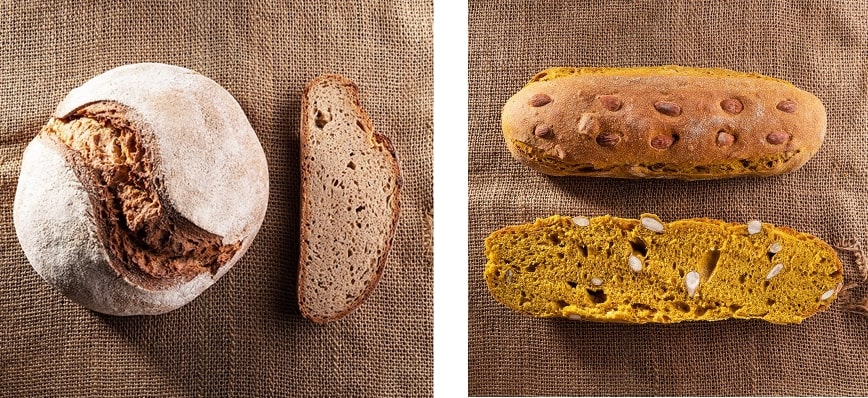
[0,1,432,396]
[469,1,868,395]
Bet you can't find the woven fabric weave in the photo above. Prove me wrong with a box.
[0,1,432,396]
[469,1,868,395]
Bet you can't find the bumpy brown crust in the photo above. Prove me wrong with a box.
[298,74,402,323]
[501,66,827,179]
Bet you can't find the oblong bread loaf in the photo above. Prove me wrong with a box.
[501,66,827,179]
[484,214,843,324]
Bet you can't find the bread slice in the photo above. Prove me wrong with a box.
[484,214,843,324]
[298,74,401,323]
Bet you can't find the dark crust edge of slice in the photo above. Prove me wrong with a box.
[297,73,403,324]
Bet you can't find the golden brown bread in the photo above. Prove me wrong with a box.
[501,66,827,179]
[484,214,844,324]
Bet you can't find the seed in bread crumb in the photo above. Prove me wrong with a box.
[641,217,664,233]
[768,242,782,254]
[567,314,582,320]
[505,269,515,283]
[820,289,835,301]
[572,216,590,227]
[766,263,784,280]
[628,255,643,272]
[591,277,603,286]
[685,271,700,298]
[747,220,762,235]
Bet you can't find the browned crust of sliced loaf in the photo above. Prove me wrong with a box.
[501,67,827,179]
[297,73,402,323]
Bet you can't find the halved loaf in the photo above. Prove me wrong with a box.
[298,74,401,323]
[484,214,843,324]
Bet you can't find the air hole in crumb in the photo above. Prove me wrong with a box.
[567,281,578,289]
[555,300,569,310]
[631,303,654,313]
[738,274,748,284]
[519,297,529,306]
[356,120,367,131]
[695,307,708,316]
[578,244,588,257]
[829,269,841,278]
[556,252,564,259]
[549,233,561,245]
[729,304,742,312]
[701,249,721,279]
[356,205,365,213]
[315,109,331,128]
[586,289,607,304]
[673,302,690,312]
[629,238,648,256]
[526,263,537,272]
[347,161,356,170]
[767,298,776,306]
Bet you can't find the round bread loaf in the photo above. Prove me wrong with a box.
[13,63,269,316]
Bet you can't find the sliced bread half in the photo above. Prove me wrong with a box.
[485,214,843,324]
[298,74,401,323]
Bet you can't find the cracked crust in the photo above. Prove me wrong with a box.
[13,63,269,316]
[298,74,402,323]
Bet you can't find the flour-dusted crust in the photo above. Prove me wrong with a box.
[502,66,827,179]
[13,63,269,316]
[55,63,268,242]
[298,74,401,323]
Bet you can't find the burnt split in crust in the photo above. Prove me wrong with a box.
[41,101,240,290]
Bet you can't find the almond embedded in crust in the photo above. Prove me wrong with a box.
[13,63,269,316]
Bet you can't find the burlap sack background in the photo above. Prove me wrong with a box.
[0,2,432,396]
[469,1,868,396]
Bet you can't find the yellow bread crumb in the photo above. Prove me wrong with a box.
[484,214,842,324]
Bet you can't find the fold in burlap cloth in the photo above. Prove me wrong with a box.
[0,2,432,396]
[469,1,868,396]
